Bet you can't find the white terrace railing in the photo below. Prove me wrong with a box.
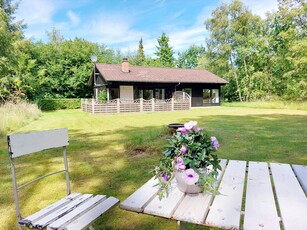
[81,93,191,114]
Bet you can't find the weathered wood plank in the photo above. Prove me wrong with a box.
[23,193,81,223]
[143,186,184,218]
[8,129,69,158]
[292,164,307,195]
[270,163,307,230]
[32,194,93,229]
[172,159,227,224]
[244,162,280,230]
[64,197,119,230]
[120,177,159,212]
[47,195,106,229]
[205,160,246,229]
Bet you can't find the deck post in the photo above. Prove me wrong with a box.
[140,98,143,112]
[171,98,174,111]
[91,99,95,114]
[151,98,155,112]
[117,99,120,113]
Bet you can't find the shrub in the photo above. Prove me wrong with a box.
[0,100,42,136]
[37,98,81,111]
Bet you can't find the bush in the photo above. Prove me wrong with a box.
[37,98,81,111]
[0,100,42,136]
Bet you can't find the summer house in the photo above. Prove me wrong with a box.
[88,58,228,107]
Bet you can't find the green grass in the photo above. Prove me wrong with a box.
[0,101,42,136]
[223,100,307,110]
[0,107,306,229]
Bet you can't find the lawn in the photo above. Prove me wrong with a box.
[0,107,306,229]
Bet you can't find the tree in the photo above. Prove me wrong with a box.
[154,32,174,67]
[136,37,145,65]
[0,0,25,102]
[177,45,206,68]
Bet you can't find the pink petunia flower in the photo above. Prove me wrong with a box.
[183,169,199,185]
[176,157,186,170]
[184,121,197,130]
[180,145,188,154]
[177,127,187,134]
[162,174,169,184]
[211,136,220,150]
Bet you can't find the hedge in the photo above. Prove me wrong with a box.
[37,98,81,111]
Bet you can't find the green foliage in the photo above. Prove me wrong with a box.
[98,89,107,102]
[154,32,175,67]
[177,45,206,68]
[37,98,81,111]
[136,37,145,65]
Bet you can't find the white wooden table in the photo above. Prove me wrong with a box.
[120,160,307,230]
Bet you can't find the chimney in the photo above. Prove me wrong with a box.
[121,57,129,73]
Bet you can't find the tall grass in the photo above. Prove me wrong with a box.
[0,101,42,136]
[222,100,307,110]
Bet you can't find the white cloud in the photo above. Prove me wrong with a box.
[67,11,80,26]
[16,0,56,25]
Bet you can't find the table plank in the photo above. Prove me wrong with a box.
[244,162,280,230]
[119,177,159,212]
[172,159,228,224]
[270,163,307,230]
[205,160,246,229]
[292,164,307,195]
[143,186,185,218]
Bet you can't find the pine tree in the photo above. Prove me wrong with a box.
[136,37,145,65]
[154,32,174,67]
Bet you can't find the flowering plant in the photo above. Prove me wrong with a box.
[154,121,221,199]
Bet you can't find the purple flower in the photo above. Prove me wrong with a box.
[176,157,186,170]
[196,128,203,133]
[211,136,220,150]
[180,145,188,154]
[184,121,197,130]
[183,169,199,185]
[162,174,169,184]
[177,127,187,134]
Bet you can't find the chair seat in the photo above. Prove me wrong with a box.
[19,193,119,230]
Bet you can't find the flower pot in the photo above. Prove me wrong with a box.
[175,170,203,194]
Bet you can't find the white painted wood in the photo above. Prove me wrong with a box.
[144,186,185,218]
[8,129,69,158]
[64,196,119,230]
[244,162,280,230]
[24,193,81,223]
[120,177,159,212]
[120,85,134,101]
[173,159,227,224]
[292,164,307,194]
[205,160,246,229]
[32,194,93,228]
[47,195,107,229]
[270,163,307,230]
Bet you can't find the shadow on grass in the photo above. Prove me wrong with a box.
[0,113,306,229]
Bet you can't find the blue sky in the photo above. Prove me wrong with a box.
[15,0,278,56]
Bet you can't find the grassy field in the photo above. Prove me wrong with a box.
[0,107,306,229]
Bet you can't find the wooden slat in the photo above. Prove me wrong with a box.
[120,177,159,212]
[23,193,81,223]
[172,159,227,224]
[47,195,106,229]
[64,197,119,230]
[143,184,185,218]
[32,194,93,228]
[205,160,246,229]
[270,163,307,230]
[292,164,307,194]
[244,162,280,230]
[8,128,69,158]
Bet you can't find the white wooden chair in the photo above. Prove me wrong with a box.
[8,128,119,230]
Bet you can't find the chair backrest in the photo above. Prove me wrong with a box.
[7,128,71,225]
